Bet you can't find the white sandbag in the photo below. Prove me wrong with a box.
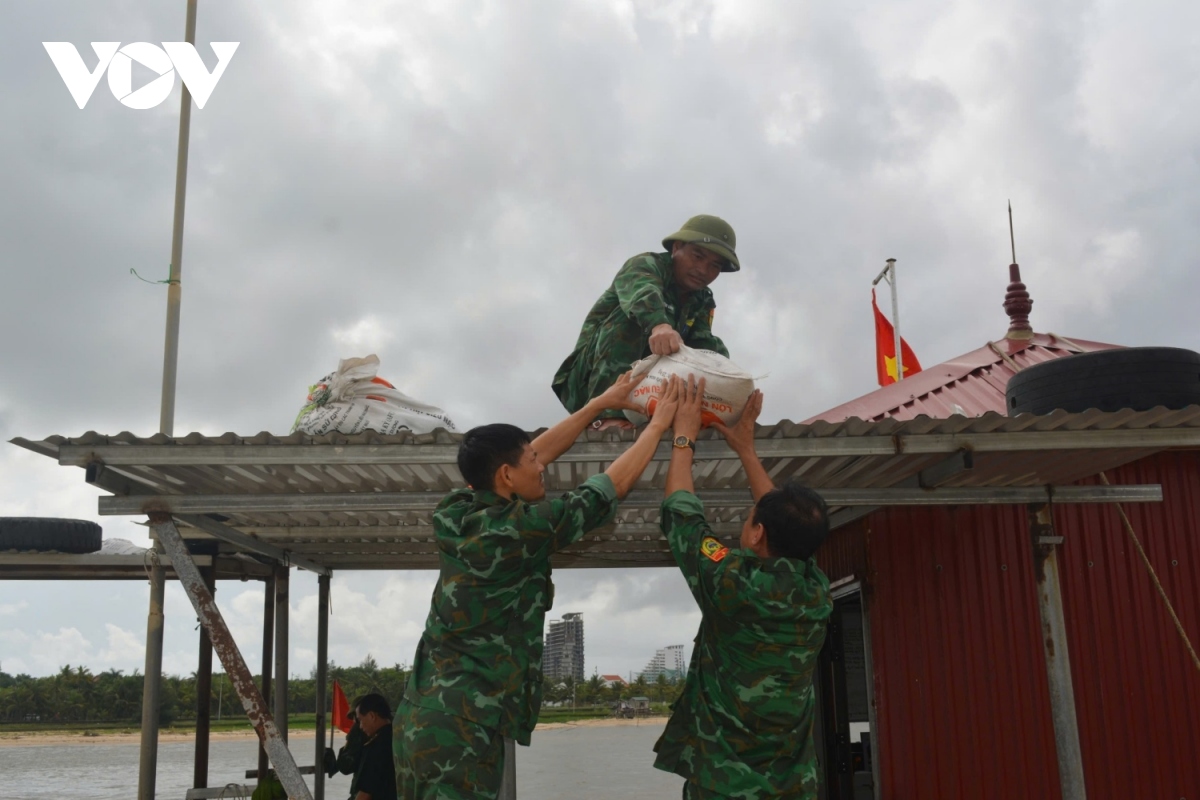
[623,345,756,427]
[292,355,457,435]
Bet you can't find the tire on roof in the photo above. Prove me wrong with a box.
[1005,346,1200,417]
[0,518,103,554]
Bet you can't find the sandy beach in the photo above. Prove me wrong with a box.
[0,716,665,747]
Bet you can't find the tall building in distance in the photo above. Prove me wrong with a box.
[640,644,686,681]
[544,612,585,683]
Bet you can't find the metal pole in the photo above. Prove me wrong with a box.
[498,738,517,800]
[159,0,198,436]
[194,564,216,790]
[315,574,331,800]
[275,565,290,743]
[137,551,166,800]
[888,259,902,382]
[258,572,275,786]
[150,516,313,800]
[1029,504,1088,800]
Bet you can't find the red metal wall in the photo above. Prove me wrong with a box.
[817,520,868,584]
[864,504,1062,798]
[849,450,1200,799]
[1053,451,1200,799]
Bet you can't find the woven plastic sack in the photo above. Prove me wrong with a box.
[622,345,757,427]
[292,355,457,435]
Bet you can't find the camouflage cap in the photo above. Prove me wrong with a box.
[662,214,739,272]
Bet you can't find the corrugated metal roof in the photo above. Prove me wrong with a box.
[10,406,1200,570]
[806,332,1121,423]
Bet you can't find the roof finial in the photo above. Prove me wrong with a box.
[1009,200,1017,265]
[1004,200,1033,339]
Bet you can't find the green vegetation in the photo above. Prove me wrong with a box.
[0,657,407,730]
[0,658,683,733]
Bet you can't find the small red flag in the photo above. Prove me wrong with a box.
[331,680,353,734]
[873,289,922,386]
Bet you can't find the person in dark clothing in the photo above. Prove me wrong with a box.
[324,702,367,800]
[353,693,397,800]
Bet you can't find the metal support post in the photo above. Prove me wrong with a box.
[315,573,331,800]
[194,564,216,790]
[158,0,197,437]
[498,738,517,800]
[258,572,275,787]
[137,550,166,800]
[149,516,313,800]
[1029,504,1087,800]
[275,565,290,743]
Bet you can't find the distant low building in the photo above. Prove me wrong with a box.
[600,674,626,689]
[628,696,650,711]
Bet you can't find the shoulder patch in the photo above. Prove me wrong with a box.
[700,537,729,563]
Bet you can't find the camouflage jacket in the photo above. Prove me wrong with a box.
[404,474,618,745]
[653,491,833,799]
[552,252,729,415]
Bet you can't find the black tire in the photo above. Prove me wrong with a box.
[1005,346,1200,416]
[0,518,103,554]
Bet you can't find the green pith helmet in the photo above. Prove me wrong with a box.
[662,214,740,272]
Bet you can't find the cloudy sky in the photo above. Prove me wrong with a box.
[2,0,1198,686]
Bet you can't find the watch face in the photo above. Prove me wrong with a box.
[674,436,690,447]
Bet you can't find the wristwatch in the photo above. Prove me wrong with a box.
[673,435,695,452]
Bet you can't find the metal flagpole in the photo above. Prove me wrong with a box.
[888,259,902,382]
[159,0,198,436]
[871,258,904,382]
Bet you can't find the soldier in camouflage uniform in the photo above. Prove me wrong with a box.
[552,215,739,429]
[654,378,834,799]
[396,374,684,799]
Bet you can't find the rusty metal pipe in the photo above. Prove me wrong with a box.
[150,516,313,800]
[258,572,274,787]
[193,564,215,789]
[137,552,166,800]
[315,573,330,800]
[275,565,290,743]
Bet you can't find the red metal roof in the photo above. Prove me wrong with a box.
[805,332,1122,423]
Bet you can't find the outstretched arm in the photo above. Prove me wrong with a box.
[711,390,773,501]
[604,376,681,498]
[531,371,641,466]
[665,376,705,498]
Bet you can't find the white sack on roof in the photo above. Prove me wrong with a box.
[292,355,457,435]
[622,345,757,427]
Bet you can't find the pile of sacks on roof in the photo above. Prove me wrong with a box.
[291,346,756,437]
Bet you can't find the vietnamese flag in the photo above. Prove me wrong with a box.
[331,680,353,734]
[873,289,922,386]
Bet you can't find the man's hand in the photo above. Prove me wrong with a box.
[590,370,643,414]
[711,389,762,455]
[673,375,706,441]
[648,375,682,431]
[664,375,703,497]
[649,323,684,356]
[603,375,681,498]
